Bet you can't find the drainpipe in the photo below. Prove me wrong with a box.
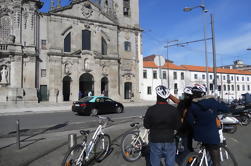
[117,26,120,96]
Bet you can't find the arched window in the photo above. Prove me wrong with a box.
[64,32,71,52]
[82,30,91,50]
[0,16,11,42]
[101,37,107,55]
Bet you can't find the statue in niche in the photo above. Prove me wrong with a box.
[64,63,72,75]
[0,65,8,84]
[84,59,90,71]
[8,35,15,44]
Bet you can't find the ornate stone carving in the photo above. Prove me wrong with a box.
[64,61,72,75]
[0,7,13,17]
[0,65,9,84]
[81,1,93,18]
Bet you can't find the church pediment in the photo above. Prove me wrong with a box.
[49,0,117,24]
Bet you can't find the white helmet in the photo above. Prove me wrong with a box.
[192,84,207,97]
[155,85,171,99]
[184,86,193,95]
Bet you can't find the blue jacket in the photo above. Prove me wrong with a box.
[187,96,229,145]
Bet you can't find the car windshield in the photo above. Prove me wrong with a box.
[79,96,93,102]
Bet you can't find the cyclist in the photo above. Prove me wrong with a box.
[186,84,230,166]
[176,86,194,162]
[144,85,180,166]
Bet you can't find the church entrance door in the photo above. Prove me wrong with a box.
[101,77,108,96]
[79,73,94,98]
[63,76,71,101]
[124,82,132,99]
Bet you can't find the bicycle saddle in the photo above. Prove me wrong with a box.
[80,130,90,135]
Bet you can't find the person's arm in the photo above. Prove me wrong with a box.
[212,98,230,113]
[168,94,180,104]
[143,109,151,129]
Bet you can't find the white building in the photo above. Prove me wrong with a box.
[140,55,251,102]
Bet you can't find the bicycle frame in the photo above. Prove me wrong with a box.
[75,123,105,165]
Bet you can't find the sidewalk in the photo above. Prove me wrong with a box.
[0,100,155,116]
[0,119,147,166]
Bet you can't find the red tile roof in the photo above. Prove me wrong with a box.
[144,61,186,70]
[143,55,251,75]
[181,65,251,75]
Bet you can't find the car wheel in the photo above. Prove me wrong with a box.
[90,108,99,116]
[115,106,123,113]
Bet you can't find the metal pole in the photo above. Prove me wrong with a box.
[16,120,20,149]
[211,14,217,94]
[158,55,163,85]
[166,41,170,89]
[68,133,77,150]
[202,10,209,93]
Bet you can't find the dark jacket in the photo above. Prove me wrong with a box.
[187,96,229,145]
[143,101,180,143]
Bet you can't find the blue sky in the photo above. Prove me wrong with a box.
[40,0,251,67]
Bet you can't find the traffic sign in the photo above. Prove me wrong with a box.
[154,55,165,67]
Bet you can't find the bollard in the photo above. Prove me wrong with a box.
[68,133,77,150]
[16,120,20,149]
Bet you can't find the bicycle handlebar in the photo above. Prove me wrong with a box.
[92,115,114,122]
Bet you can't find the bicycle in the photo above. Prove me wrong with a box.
[61,115,113,166]
[120,116,149,162]
[181,119,238,166]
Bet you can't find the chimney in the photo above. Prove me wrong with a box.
[50,0,55,10]
[57,0,61,8]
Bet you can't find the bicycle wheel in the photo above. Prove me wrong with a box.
[61,144,86,166]
[120,131,143,162]
[94,134,111,162]
[181,152,202,166]
[219,145,238,166]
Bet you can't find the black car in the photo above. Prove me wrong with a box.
[72,96,124,115]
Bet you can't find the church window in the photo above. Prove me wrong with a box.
[101,37,107,55]
[124,41,131,51]
[0,16,11,42]
[64,32,71,52]
[123,0,130,16]
[82,30,91,50]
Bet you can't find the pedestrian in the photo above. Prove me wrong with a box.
[176,86,194,163]
[79,91,83,99]
[186,84,230,166]
[88,91,92,96]
[144,85,180,166]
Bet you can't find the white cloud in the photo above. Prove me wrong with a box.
[217,32,251,55]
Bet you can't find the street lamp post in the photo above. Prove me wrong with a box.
[210,14,218,94]
[183,4,210,93]
[183,4,217,92]
[165,40,178,89]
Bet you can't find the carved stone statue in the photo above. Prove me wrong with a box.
[0,66,8,84]
[65,63,72,74]
[8,35,15,44]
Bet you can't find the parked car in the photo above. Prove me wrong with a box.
[72,96,124,115]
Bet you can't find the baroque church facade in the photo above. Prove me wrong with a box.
[0,0,142,103]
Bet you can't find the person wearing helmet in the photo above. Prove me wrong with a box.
[144,85,180,166]
[186,84,230,166]
[176,86,194,163]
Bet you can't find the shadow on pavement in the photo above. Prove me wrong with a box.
[0,122,69,150]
